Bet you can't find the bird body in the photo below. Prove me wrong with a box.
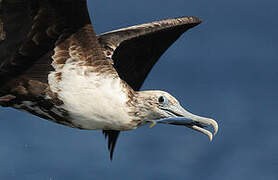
[49,61,133,130]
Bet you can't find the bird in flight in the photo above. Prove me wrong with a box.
[0,0,218,160]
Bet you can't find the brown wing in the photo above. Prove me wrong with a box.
[97,16,201,90]
[0,0,90,87]
[0,0,119,160]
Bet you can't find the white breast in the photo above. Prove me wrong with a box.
[48,59,134,130]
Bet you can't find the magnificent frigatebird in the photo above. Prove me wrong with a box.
[0,0,218,160]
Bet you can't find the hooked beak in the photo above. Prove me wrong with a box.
[156,104,218,141]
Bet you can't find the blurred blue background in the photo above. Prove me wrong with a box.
[1,0,278,179]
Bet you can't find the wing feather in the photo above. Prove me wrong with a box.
[0,0,90,85]
[97,16,201,90]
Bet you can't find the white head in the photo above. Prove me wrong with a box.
[130,90,218,141]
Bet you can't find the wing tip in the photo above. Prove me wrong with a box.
[99,16,202,37]
[103,130,120,161]
[188,16,202,24]
[169,16,202,27]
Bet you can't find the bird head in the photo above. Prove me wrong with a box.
[134,90,218,141]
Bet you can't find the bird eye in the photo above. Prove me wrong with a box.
[158,96,168,104]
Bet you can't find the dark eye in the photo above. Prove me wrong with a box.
[158,96,168,104]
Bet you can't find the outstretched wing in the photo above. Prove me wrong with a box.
[98,16,201,90]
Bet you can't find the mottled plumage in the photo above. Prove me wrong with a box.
[0,0,218,160]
